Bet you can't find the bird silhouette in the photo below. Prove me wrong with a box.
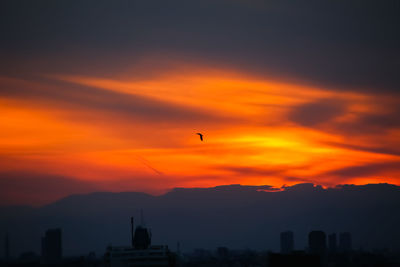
[196,133,204,141]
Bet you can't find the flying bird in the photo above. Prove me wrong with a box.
[196,133,204,141]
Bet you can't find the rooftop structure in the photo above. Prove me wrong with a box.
[105,217,175,267]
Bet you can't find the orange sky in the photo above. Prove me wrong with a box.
[1,62,399,205]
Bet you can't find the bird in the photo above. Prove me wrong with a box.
[196,133,204,141]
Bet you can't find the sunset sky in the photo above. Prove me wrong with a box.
[1,0,399,205]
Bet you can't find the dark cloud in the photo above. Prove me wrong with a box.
[216,165,283,176]
[289,97,400,134]
[326,162,400,179]
[289,98,347,127]
[325,142,400,157]
[0,77,227,124]
[282,183,323,192]
[170,184,280,194]
[333,105,400,135]
[0,0,399,93]
[284,176,314,183]
[355,111,400,131]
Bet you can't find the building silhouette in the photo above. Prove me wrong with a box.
[41,228,62,264]
[280,231,294,254]
[339,232,352,252]
[268,252,320,267]
[328,233,337,253]
[132,225,152,249]
[308,231,326,254]
[217,246,229,259]
[105,217,174,266]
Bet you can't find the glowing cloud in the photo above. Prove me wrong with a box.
[0,65,399,205]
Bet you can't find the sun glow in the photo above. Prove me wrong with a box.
[1,66,399,204]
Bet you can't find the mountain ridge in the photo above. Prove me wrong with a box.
[1,183,399,257]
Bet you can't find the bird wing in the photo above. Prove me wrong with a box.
[196,133,204,141]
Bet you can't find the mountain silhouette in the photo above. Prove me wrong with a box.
[1,183,399,257]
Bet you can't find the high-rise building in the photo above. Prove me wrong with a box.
[41,228,62,264]
[308,231,326,254]
[328,233,337,253]
[339,232,352,252]
[280,231,294,254]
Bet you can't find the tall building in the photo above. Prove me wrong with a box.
[308,231,326,254]
[339,232,352,252]
[280,231,294,254]
[328,233,337,253]
[41,228,62,264]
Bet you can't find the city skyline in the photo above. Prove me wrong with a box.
[1,183,399,257]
